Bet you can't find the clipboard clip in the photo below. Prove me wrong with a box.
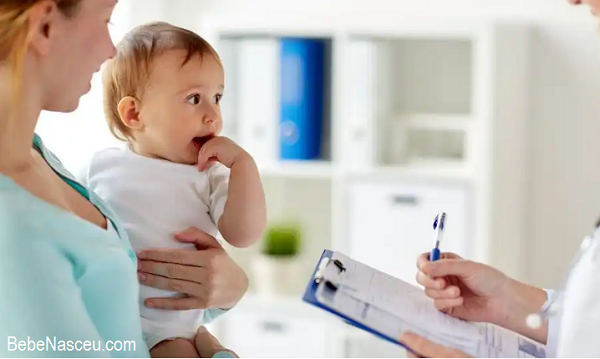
[314,256,346,291]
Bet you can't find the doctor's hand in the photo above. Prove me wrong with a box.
[137,227,249,310]
[416,252,511,324]
[416,252,549,343]
[399,332,471,358]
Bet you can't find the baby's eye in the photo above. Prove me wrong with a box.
[187,94,201,105]
[214,94,223,104]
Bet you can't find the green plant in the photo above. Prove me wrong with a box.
[261,222,301,257]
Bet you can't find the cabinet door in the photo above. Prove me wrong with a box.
[219,311,330,358]
[347,181,470,285]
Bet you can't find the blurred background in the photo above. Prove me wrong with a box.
[36,0,600,357]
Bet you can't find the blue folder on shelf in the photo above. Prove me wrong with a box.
[302,249,548,358]
[279,38,326,160]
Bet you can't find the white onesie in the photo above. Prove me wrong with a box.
[78,144,230,349]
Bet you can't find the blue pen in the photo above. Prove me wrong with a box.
[430,212,447,261]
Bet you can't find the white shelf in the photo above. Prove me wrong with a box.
[202,16,532,359]
[347,163,474,184]
[259,161,336,179]
[398,113,474,132]
[257,160,472,182]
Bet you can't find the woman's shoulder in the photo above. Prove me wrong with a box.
[0,187,60,263]
[0,183,60,241]
[0,178,43,218]
[0,183,127,269]
[0,135,107,241]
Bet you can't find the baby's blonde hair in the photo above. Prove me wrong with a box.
[102,21,222,141]
[0,0,82,118]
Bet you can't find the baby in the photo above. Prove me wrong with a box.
[78,22,266,357]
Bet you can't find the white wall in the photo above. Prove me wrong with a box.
[528,25,600,287]
[36,0,600,289]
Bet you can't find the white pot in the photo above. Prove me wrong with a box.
[251,255,301,296]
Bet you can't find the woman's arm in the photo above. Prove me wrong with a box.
[0,237,110,358]
[494,279,549,344]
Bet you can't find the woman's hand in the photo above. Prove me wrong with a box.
[136,227,249,310]
[416,252,548,343]
[399,332,471,358]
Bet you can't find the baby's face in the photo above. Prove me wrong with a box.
[135,50,224,164]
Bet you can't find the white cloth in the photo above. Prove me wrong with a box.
[78,145,230,348]
[555,229,600,357]
[544,289,560,358]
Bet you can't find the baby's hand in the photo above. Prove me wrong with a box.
[197,136,250,171]
[195,326,239,358]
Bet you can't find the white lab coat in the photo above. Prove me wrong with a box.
[544,290,561,357]
[550,229,600,357]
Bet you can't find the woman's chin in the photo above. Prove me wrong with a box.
[45,98,82,113]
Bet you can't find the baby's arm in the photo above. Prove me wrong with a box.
[215,153,266,248]
[194,327,238,358]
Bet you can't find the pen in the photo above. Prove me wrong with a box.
[430,212,447,261]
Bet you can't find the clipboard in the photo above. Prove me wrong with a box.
[301,249,410,351]
[302,249,548,358]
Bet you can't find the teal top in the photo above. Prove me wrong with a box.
[0,134,150,357]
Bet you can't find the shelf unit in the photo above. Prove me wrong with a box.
[200,17,531,358]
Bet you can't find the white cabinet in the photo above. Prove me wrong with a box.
[343,331,408,358]
[346,180,471,285]
[217,309,331,358]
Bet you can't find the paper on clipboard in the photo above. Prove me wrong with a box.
[309,251,546,358]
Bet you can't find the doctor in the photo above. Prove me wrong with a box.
[398,1,600,356]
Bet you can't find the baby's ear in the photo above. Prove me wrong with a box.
[117,96,143,131]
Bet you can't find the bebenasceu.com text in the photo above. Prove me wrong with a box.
[7,336,136,352]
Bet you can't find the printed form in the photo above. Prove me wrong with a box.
[315,252,546,358]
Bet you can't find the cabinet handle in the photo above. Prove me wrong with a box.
[390,195,418,206]
[260,321,285,333]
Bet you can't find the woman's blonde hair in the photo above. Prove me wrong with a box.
[0,0,81,116]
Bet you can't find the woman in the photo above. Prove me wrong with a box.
[397,4,600,357]
[0,1,247,357]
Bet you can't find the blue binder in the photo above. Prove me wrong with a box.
[302,250,547,358]
[279,38,326,160]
